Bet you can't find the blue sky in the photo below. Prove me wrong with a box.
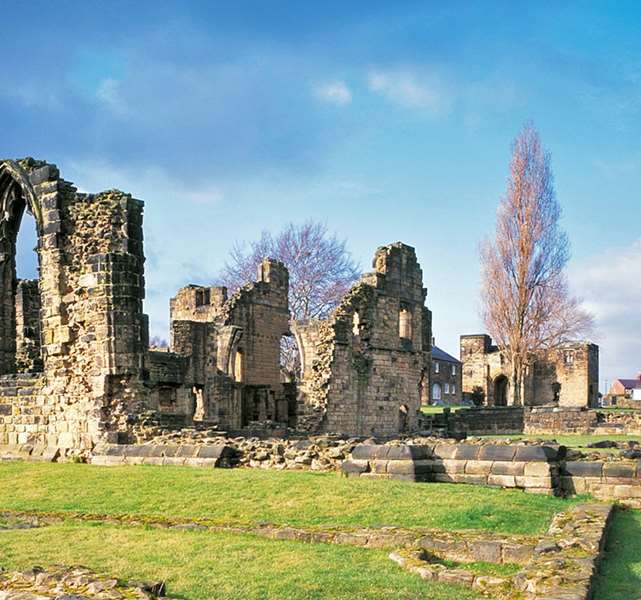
[3,1,640,391]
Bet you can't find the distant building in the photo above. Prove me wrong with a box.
[608,376,641,402]
[460,334,599,408]
[429,345,462,405]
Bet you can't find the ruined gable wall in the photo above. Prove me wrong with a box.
[163,259,290,429]
[297,243,431,437]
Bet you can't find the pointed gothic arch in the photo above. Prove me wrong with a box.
[0,161,45,374]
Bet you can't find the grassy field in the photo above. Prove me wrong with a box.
[0,521,483,600]
[594,509,641,599]
[481,433,641,452]
[0,462,583,535]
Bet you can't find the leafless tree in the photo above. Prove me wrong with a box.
[480,123,593,405]
[218,221,360,377]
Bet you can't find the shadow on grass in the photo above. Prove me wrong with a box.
[593,508,641,599]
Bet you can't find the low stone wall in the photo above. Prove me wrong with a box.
[343,442,641,505]
[90,443,236,468]
[389,503,613,600]
[434,405,641,436]
[0,444,59,462]
[0,565,168,599]
[524,406,597,434]
[342,443,561,494]
[562,461,641,507]
[592,410,641,435]
[514,503,612,599]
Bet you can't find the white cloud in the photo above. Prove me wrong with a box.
[67,160,224,206]
[367,69,446,113]
[96,78,128,116]
[570,238,641,385]
[315,81,352,105]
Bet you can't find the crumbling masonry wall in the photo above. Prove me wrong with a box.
[294,243,432,437]
[147,258,291,430]
[460,334,599,408]
[0,158,148,449]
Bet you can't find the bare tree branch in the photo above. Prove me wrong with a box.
[217,220,361,377]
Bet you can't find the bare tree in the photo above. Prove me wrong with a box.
[480,123,593,405]
[218,221,360,377]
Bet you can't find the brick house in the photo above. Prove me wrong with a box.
[608,376,641,402]
[429,345,462,405]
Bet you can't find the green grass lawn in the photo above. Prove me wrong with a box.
[0,462,582,535]
[481,433,641,452]
[0,521,483,600]
[594,509,641,600]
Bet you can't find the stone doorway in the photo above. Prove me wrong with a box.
[494,375,508,406]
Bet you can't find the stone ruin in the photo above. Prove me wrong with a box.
[460,334,599,408]
[0,158,432,450]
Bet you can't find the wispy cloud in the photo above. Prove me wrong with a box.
[314,81,352,105]
[570,238,641,384]
[96,78,128,116]
[367,68,447,114]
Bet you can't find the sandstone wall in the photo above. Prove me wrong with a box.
[0,158,149,449]
[460,334,598,408]
[295,243,431,437]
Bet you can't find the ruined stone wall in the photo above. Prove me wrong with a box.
[160,258,290,430]
[296,243,432,437]
[0,158,149,449]
[460,334,598,408]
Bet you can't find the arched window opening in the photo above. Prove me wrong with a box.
[352,312,361,337]
[280,334,301,382]
[13,207,42,373]
[399,306,412,340]
[233,349,244,383]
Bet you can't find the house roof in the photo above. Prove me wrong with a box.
[616,379,641,390]
[432,345,461,364]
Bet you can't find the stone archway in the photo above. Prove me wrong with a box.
[494,375,509,406]
[0,161,44,375]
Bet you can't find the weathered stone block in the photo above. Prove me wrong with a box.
[613,485,641,499]
[487,474,516,488]
[514,446,558,462]
[464,460,493,475]
[434,444,458,459]
[603,462,636,479]
[469,540,502,563]
[562,461,603,477]
[453,444,480,460]
[442,459,467,473]
[524,462,552,477]
[478,445,516,461]
[341,459,369,475]
[491,461,526,476]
